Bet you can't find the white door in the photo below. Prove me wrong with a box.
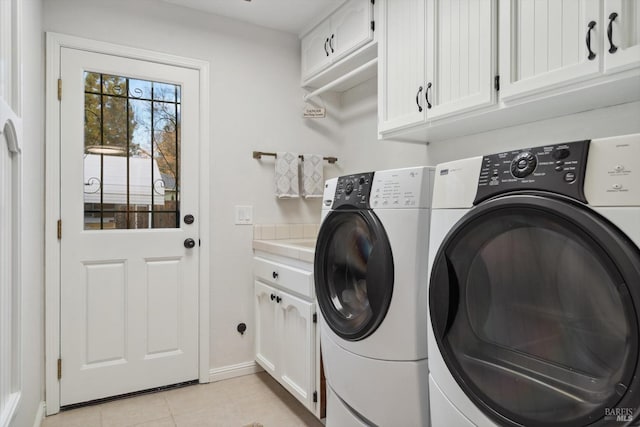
[426,0,497,119]
[59,47,200,406]
[604,0,640,73]
[301,20,333,81]
[255,281,278,377]
[331,0,373,62]
[378,0,428,136]
[278,291,315,409]
[499,0,601,100]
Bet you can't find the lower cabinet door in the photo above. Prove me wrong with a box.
[278,292,315,410]
[255,281,278,377]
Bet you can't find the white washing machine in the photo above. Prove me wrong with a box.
[427,134,640,427]
[315,167,435,427]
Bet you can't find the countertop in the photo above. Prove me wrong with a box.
[252,238,316,263]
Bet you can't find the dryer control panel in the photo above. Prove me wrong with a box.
[474,140,590,204]
[333,172,374,209]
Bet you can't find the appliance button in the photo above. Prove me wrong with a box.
[614,164,625,172]
[359,177,365,185]
[564,172,576,183]
[345,182,354,195]
[555,166,564,172]
[553,148,570,160]
[613,183,623,190]
[556,161,565,166]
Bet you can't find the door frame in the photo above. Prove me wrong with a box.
[44,32,211,415]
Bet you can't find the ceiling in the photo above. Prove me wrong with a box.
[162,0,345,34]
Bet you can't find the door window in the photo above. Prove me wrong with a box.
[83,72,180,230]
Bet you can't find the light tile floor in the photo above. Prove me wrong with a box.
[42,372,324,427]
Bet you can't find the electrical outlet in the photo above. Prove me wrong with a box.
[235,206,253,225]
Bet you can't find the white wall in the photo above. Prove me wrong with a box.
[42,0,427,375]
[13,0,45,426]
[424,101,640,165]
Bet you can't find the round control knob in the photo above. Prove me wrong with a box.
[553,148,570,160]
[359,177,365,185]
[345,182,354,195]
[510,151,537,178]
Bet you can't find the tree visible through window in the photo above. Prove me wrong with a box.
[83,72,181,230]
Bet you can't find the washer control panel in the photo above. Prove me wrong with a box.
[474,140,590,204]
[333,172,374,209]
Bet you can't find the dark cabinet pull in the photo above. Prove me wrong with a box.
[272,271,278,279]
[276,296,282,303]
[184,238,196,249]
[608,12,618,54]
[330,34,335,53]
[586,20,597,60]
[415,86,423,112]
[324,38,329,56]
[426,82,433,109]
[270,293,276,301]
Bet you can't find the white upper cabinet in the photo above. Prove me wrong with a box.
[500,0,602,100]
[301,20,333,81]
[604,0,640,73]
[426,0,497,119]
[300,0,374,83]
[331,0,375,61]
[378,0,427,135]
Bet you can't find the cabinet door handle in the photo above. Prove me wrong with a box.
[272,271,278,279]
[415,86,423,112]
[324,38,329,56]
[608,12,618,54]
[586,20,597,61]
[426,82,433,109]
[276,296,282,303]
[329,34,335,53]
[270,293,276,301]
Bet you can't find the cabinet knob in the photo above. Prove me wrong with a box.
[184,238,196,249]
[608,12,618,54]
[272,271,279,279]
[586,20,597,61]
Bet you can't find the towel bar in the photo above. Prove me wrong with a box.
[252,151,337,164]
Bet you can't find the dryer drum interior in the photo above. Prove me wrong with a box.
[315,208,394,342]
[430,194,640,426]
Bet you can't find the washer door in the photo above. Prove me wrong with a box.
[429,194,640,426]
[315,209,394,341]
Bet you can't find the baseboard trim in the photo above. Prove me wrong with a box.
[209,361,264,382]
[32,402,45,427]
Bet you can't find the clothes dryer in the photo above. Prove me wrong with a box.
[427,134,640,426]
[315,167,434,426]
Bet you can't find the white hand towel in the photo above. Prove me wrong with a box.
[301,154,324,199]
[274,152,300,198]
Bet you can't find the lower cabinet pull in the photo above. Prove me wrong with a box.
[270,293,276,301]
[586,20,597,61]
[426,82,433,109]
[272,271,278,279]
[608,12,618,54]
[330,34,335,53]
[276,296,282,303]
[416,86,424,112]
[324,38,329,56]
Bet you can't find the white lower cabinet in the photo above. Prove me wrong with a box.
[254,255,320,417]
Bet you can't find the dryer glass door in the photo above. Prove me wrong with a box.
[429,194,640,426]
[315,210,394,341]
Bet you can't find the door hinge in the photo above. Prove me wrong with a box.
[57,358,62,380]
[494,75,500,91]
[313,313,317,323]
[371,20,375,32]
[57,79,62,100]
[57,220,62,240]
[313,391,318,403]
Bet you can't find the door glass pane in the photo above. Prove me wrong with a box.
[446,211,632,424]
[83,71,181,230]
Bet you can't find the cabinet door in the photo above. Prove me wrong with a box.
[255,281,278,377]
[604,0,640,73]
[378,0,428,135]
[278,292,315,410]
[499,0,601,100]
[301,20,332,81]
[331,0,374,62]
[426,0,497,119]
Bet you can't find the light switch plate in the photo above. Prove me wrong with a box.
[235,205,253,225]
